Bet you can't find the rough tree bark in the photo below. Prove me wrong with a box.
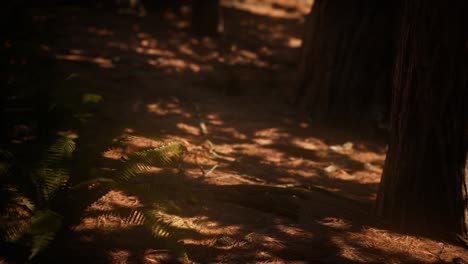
[295,0,397,124]
[191,0,219,36]
[376,0,467,238]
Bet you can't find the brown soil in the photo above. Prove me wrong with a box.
[12,1,467,263]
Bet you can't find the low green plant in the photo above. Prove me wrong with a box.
[0,136,186,260]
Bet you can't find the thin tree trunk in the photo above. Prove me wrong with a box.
[295,0,397,124]
[376,0,467,238]
[191,0,219,36]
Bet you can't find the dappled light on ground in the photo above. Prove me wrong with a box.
[18,0,467,263]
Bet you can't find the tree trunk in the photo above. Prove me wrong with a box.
[191,0,219,36]
[295,0,397,124]
[376,0,467,238]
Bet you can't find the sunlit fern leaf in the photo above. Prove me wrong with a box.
[116,209,171,238]
[0,192,31,243]
[118,142,186,181]
[42,137,76,166]
[27,210,63,260]
[141,209,172,238]
[30,136,75,203]
[29,232,56,260]
[124,210,146,226]
[11,195,35,214]
[0,187,35,221]
[2,223,29,242]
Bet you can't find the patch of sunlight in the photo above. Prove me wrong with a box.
[228,50,270,67]
[56,130,79,139]
[287,37,302,48]
[291,138,320,151]
[109,250,130,264]
[146,102,184,115]
[175,20,190,30]
[102,148,125,160]
[218,127,247,140]
[343,227,464,263]
[191,218,243,236]
[136,47,174,57]
[121,135,162,149]
[254,138,274,145]
[69,49,84,54]
[333,170,356,181]
[222,0,305,19]
[238,49,258,60]
[274,224,309,237]
[143,250,172,263]
[136,32,151,39]
[147,58,201,73]
[285,168,316,178]
[124,128,135,134]
[87,27,114,36]
[330,235,369,263]
[176,123,200,136]
[75,191,143,231]
[178,44,195,56]
[317,217,352,230]
[254,127,288,139]
[55,54,114,68]
[206,114,224,126]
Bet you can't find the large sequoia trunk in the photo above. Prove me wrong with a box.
[295,0,397,124]
[376,0,467,238]
[191,0,219,36]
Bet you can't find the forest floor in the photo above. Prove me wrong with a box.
[9,0,468,263]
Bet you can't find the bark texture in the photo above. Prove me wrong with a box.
[376,0,467,237]
[295,0,397,124]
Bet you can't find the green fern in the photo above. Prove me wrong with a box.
[0,136,187,260]
[0,137,72,259]
[115,208,172,238]
[42,136,76,165]
[27,210,63,260]
[119,142,186,181]
[142,209,172,238]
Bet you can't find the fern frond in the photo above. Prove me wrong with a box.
[30,136,76,203]
[27,210,63,260]
[42,136,76,166]
[29,232,56,260]
[32,167,70,202]
[141,209,172,238]
[11,195,35,213]
[119,142,186,181]
[114,208,172,238]
[0,186,35,218]
[124,210,146,226]
[28,210,63,236]
[2,222,29,242]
